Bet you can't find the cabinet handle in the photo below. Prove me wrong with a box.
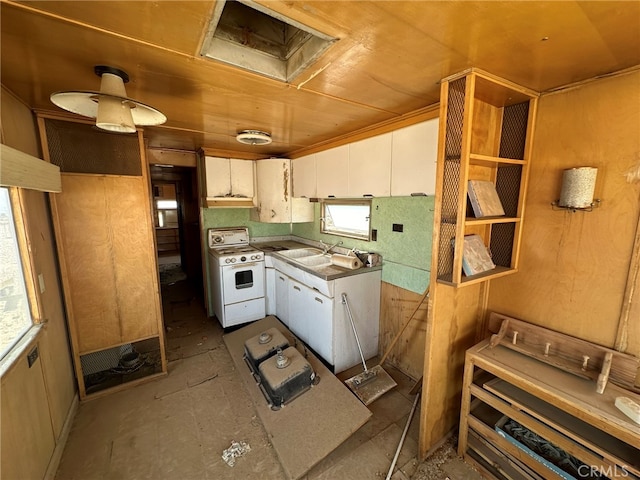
[314,297,323,304]
[271,209,276,218]
[278,276,285,281]
[293,285,301,291]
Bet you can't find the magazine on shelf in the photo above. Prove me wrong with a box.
[460,234,495,276]
[467,180,505,217]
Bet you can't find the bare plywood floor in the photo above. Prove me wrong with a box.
[55,277,481,480]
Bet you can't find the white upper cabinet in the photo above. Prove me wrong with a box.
[315,145,349,198]
[292,153,316,198]
[348,132,392,197]
[289,118,440,200]
[391,118,439,196]
[251,158,314,223]
[204,156,255,206]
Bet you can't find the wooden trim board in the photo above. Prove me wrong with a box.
[223,316,371,480]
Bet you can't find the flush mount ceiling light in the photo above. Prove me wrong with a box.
[50,65,166,134]
[236,130,272,145]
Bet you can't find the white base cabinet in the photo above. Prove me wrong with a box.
[269,256,381,373]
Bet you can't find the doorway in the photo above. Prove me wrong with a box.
[150,164,203,301]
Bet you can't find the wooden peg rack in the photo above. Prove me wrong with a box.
[487,312,640,394]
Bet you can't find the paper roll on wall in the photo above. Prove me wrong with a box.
[331,253,363,270]
[559,167,597,208]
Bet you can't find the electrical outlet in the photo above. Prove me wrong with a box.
[27,346,39,368]
[392,223,404,232]
[371,229,377,241]
[38,273,45,294]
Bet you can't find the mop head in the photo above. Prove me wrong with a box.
[344,365,397,405]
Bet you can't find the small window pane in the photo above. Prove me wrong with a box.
[156,200,177,210]
[321,200,371,240]
[0,188,33,359]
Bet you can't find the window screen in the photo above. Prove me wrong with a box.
[321,199,371,240]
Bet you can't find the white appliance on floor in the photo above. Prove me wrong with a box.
[208,227,265,328]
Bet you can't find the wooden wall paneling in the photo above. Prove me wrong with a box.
[419,283,486,456]
[486,70,640,352]
[105,176,159,343]
[147,148,197,167]
[0,86,41,157]
[53,175,121,353]
[379,282,429,380]
[0,92,76,448]
[0,349,56,480]
[470,98,502,156]
[138,132,167,374]
[17,188,76,437]
[616,207,640,356]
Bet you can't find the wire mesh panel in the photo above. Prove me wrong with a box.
[490,223,516,267]
[44,118,142,176]
[499,102,529,160]
[495,165,522,218]
[437,78,466,280]
[80,337,163,395]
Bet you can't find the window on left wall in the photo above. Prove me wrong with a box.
[0,187,33,360]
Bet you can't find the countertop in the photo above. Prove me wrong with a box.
[251,239,382,281]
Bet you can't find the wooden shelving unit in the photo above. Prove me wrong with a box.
[459,340,640,480]
[433,69,538,286]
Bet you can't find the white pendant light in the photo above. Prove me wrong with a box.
[50,66,166,133]
[236,130,272,145]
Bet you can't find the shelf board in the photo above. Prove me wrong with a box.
[437,265,517,287]
[469,153,525,167]
[465,216,520,226]
[484,379,640,475]
[469,342,640,447]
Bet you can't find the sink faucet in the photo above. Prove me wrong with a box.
[320,240,343,254]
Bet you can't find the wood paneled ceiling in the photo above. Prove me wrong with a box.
[1,1,639,158]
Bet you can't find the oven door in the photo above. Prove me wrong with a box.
[221,262,265,305]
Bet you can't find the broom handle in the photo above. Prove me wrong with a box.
[379,285,430,366]
[341,293,369,373]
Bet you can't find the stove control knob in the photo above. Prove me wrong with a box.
[255,254,262,260]
[240,256,246,262]
[225,258,231,264]
[230,258,236,263]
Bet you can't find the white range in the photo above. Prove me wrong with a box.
[207,227,265,328]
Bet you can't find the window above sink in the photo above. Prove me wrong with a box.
[321,199,371,241]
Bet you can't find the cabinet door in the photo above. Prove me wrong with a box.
[348,133,392,197]
[288,278,308,340]
[292,154,316,198]
[306,291,333,364]
[205,156,231,197]
[316,145,349,198]
[255,159,291,222]
[391,119,439,196]
[230,158,255,198]
[275,271,289,326]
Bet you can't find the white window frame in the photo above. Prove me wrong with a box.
[320,199,372,241]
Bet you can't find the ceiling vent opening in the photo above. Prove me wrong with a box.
[200,0,336,83]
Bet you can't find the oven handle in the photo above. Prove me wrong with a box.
[228,262,261,269]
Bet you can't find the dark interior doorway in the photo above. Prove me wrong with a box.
[150,164,203,301]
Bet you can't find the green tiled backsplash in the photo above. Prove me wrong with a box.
[202,196,434,293]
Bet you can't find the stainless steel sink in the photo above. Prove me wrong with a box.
[278,247,324,259]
